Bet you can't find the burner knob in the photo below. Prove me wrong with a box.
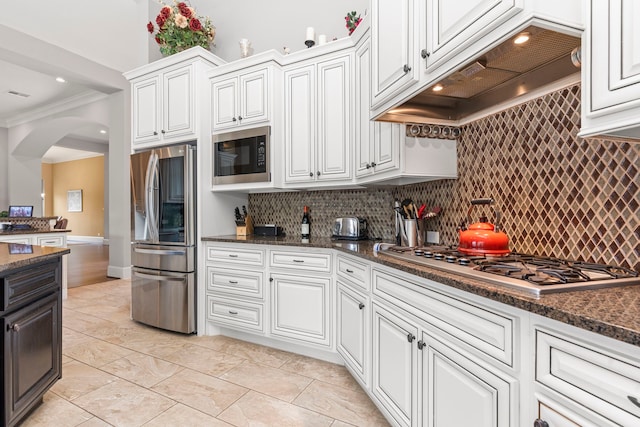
[414,250,423,256]
[434,253,444,260]
[424,251,433,258]
[445,255,457,263]
[458,258,471,266]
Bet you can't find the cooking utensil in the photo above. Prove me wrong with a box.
[458,198,509,256]
[242,205,248,219]
[234,207,245,226]
[417,204,426,219]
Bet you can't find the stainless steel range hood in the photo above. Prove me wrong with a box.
[379,26,581,123]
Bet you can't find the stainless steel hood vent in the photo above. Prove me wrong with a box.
[381,26,581,123]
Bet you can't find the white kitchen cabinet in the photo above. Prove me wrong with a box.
[423,0,523,70]
[211,67,269,131]
[533,324,640,427]
[370,0,420,109]
[581,0,640,139]
[132,64,194,146]
[284,53,352,187]
[336,281,369,387]
[372,301,420,427]
[422,330,515,427]
[269,272,331,347]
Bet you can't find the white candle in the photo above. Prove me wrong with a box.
[306,27,315,42]
[318,34,327,45]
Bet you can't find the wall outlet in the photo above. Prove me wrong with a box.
[426,231,439,244]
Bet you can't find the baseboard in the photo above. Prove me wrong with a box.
[67,236,105,244]
[107,265,132,279]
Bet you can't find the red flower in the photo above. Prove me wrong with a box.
[147,21,154,33]
[155,36,162,44]
[189,18,202,31]
[160,6,172,18]
[156,15,166,28]
[178,2,192,18]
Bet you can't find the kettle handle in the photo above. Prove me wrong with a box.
[464,198,502,230]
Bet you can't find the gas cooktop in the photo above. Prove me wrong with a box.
[379,245,640,297]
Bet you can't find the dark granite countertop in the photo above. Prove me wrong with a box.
[0,243,70,273]
[0,229,71,236]
[203,234,640,347]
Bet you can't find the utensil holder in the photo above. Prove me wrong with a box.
[402,219,419,247]
[236,215,254,236]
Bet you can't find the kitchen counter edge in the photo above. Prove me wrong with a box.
[0,244,70,273]
[202,235,640,347]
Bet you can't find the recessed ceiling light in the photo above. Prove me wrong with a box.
[514,32,530,45]
[432,84,444,92]
[55,77,66,83]
[99,129,107,134]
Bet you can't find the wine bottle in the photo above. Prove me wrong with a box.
[301,206,310,239]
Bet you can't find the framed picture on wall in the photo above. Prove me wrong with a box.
[67,189,83,212]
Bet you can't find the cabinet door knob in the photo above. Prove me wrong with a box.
[238,116,243,121]
[403,64,412,73]
[358,302,365,310]
[161,129,165,134]
[269,277,274,282]
[533,419,549,427]
[232,117,237,122]
[407,333,415,343]
[9,323,20,332]
[421,49,430,59]
[309,172,314,177]
[153,131,158,136]
[417,340,425,350]
[316,171,321,176]
[371,162,377,167]
[366,163,371,169]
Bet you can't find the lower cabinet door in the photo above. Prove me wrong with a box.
[336,282,368,385]
[422,331,515,427]
[3,292,61,426]
[270,273,331,347]
[371,301,419,427]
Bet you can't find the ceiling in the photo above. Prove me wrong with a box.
[0,58,109,163]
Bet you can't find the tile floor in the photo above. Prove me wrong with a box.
[21,279,390,426]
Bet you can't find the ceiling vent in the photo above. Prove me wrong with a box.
[7,90,30,98]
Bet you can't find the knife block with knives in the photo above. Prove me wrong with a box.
[235,205,254,236]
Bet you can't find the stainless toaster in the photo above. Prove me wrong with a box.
[332,217,368,240]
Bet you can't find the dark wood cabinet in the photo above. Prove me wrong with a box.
[1,258,62,427]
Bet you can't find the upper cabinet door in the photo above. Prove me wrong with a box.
[284,65,316,183]
[316,55,351,181]
[371,0,419,108]
[425,0,523,70]
[163,65,195,139]
[590,0,640,112]
[239,68,269,125]
[211,77,238,130]
[132,77,161,144]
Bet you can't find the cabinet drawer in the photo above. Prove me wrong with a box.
[206,296,263,332]
[0,237,32,244]
[536,329,640,426]
[206,245,264,267]
[207,267,263,299]
[372,268,513,366]
[269,250,332,273]
[2,261,60,312]
[336,254,370,291]
[36,236,65,247]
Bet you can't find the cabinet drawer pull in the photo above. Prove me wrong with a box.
[228,310,238,315]
[629,396,640,408]
[293,259,305,263]
[228,254,239,258]
[8,323,20,332]
[533,420,548,427]
[346,268,354,273]
[228,280,238,284]
[407,333,415,343]
[358,302,365,310]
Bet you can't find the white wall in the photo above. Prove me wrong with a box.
[0,128,7,209]
[148,0,369,62]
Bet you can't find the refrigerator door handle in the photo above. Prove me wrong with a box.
[133,271,187,282]
[144,152,157,241]
[134,247,187,256]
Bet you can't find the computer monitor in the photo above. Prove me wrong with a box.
[8,206,33,217]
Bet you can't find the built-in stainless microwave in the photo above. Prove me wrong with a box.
[212,126,270,185]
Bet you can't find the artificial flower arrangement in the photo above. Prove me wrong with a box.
[345,11,362,35]
[147,1,216,56]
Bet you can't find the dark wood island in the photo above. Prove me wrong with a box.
[0,243,69,426]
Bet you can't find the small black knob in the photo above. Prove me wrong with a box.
[153,131,158,136]
[407,333,415,343]
[403,64,411,73]
[421,49,430,59]
[316,171,321,176]
[358,303,365,310]
[238,116,243,120]
[309,172,314,177]
[161,129,166,134]
[366,163,371,169]
[269,277,274,282]
[232,117,237,122]
[533,419,549,427]
[371,162,377,167]
[417,340,425,350]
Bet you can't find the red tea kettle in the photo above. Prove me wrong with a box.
[458,198,510,256]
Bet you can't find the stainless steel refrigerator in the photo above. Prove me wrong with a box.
[130,144,196,334]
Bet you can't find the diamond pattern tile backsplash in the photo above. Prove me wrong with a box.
[249,84,640,272]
